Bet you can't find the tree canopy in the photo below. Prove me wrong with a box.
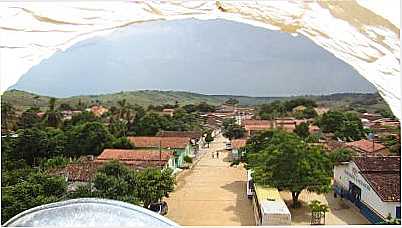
[69,161,175,208]
[245,130,332,207]
[317,111,365,141]
[222,118,245,140]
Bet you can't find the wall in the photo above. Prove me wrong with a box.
[334,162,400,219]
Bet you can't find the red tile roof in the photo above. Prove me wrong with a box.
[244,125,271,131]
[128,136,190,149]
[231,139,247,149]
[157,131,202,139]
[354,156,400,202]
[242,120,271,126]
[243,120,272,132]
[48,162,100,182]
[354,156,400,172]
[346,139,386,154]
[96,149,173,162]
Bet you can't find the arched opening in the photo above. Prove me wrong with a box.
[1,2,400,226]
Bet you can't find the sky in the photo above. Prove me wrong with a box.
[10,19,377,97]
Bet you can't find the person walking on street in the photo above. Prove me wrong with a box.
[216,151,219,159]
[212,152,214,158]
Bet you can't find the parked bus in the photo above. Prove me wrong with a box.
[252,184,291,225]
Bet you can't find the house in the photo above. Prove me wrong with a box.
[156,130,204,150]
[86,105,108,117]
[362,113,383,121]
[231,139,247,160]
[48,161,99,192]
[128,136,192,169]
[95,149,175,170]
[333,156,400,223]
[162,108,175,117]
[309,125,321,134]
[275,118,296,133]
[61,110,82,120]
[36,112,46,118]
[346,139,389,156]
[243,120,273,136]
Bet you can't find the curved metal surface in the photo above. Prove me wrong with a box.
[3,198,179,227]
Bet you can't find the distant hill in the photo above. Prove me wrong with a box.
[1,89,390,114]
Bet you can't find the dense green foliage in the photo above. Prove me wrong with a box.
[379,134,401,155]
[259,98,317,120]
[328,148,354,164]
[183,155,193,164]
[222,118,245,140]
[317,111,366,141]
[205,131,214,146]
[1,170,67,222]
[69,161,175,208]
[245,130,332,208]
[294,122,310,138]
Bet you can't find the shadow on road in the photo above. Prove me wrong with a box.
[221,180,255,226]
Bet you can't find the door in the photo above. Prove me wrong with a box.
[348,181,361,206]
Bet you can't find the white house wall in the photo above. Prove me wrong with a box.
[0,1,400,118]
[334,162,400,219]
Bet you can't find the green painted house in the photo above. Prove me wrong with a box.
[128,136,192,169]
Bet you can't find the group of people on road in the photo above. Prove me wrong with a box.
[211,151,220,159]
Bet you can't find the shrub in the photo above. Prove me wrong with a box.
[183,155,193,163]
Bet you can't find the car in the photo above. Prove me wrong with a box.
[225,143,232,150]
[148,201,168,216]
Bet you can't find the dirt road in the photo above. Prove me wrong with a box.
[165,134,255,226]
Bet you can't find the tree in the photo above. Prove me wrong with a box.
[308,200,329,225]
[318,111,365,141]
[15,128,49,166]
[205,132,214,147]
[1,102,16,131]
[246,131,332,208]
[43,97,62,128]
[294,123,310,139]
[16,107,41,129]
[66,122,113,157]
[109,119,128,137]
[1,171,67,222]
[68,111,99,126]
[45,127,67,157]
[222,118,245,140]
[318,111,345,133]
[328,148,354,164]
[71,161,175,208]
[224,98,239,106]
[111,137,135,149]
[196,102,216,113]
[58,103,73,111]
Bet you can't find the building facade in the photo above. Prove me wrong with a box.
[333,156,401,223]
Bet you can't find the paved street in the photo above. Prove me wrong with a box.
[165,134,255,226]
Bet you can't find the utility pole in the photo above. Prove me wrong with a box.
[159,140,162,161]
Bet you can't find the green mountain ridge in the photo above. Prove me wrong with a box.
[1,89,389,113]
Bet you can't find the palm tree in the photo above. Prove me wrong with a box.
[44,97,62,128]
[117,99,127,120]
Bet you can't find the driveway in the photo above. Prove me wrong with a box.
[165,134,255,226]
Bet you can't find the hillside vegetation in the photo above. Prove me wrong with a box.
[1,89,391,113]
